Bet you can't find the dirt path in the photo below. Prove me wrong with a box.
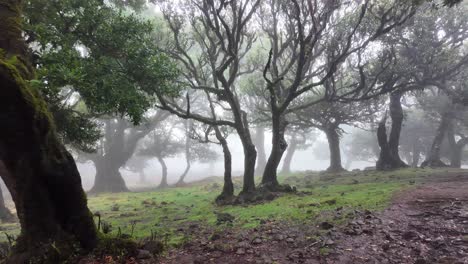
[330,174,468,264]
[157,174,468,264]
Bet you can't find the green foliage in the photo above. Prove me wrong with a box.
[23,0,180,151]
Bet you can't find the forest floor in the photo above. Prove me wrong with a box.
[156,170,468,264]
[1,168,468,263]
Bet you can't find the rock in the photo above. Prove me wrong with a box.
[137,249,153,259]
[273,234,285,241]
[236,248,246,255]
[324,239,335,246]
[320,222,334,230]
[286,237,295,243]
[252,238,262,245]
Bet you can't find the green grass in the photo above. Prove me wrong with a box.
[0,167,465,246]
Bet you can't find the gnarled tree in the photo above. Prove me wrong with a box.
[0,0,96,260]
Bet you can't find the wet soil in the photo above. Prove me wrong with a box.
[157,173,468,264]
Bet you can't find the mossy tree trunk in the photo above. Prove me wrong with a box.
[0,1,97,258]
[214,125,234,204]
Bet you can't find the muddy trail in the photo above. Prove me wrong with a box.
[157,173,468,264]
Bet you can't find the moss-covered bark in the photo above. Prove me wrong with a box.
[0,0,97,261]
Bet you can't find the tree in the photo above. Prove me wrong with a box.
[280,129,314,174]
[370,2,468,170]
[258,0,417,189]
[155,0,261,200]
[294,96,380,172]
[139,119,185,188]
[342,128,380,168]
[175,120,218,186]
[0,0,97,259]
[399,109,436,167]
[0,162,15,222]
[85,112,169,193]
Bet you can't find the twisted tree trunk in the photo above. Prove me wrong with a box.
[157,156,169,189]
[0,1,96,261]
[421,112,452,168]
[214,126,234,204]
[280,133,298,174]
[262,114,288,190]
[376,92,408,170]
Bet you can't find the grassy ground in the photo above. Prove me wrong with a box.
[0,167,465,247]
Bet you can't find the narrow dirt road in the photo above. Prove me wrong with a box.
[158,174,468,264]
[331,174,468,264]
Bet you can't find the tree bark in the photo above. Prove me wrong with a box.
[325,126,345,172]
[254,126,267,176]
[90,157,129,193]
[446,123,468,168]
[421,112,452,168]
[376,92,408,170]
[0,1,96,259]
[157,156,169,188]
[262,114,288,190]
[280,133,298,174]
[90,119,149,193]
[214,126,234,204]
[235,111,257,196]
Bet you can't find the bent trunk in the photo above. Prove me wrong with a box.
[0,2,96,259]
[157,156,169,188]
[177,122,191,186]
[262,114,288,189]
[376,92,408,170]
[421,112,452,168]
[281,133,298,174]
[214,126,234,203]
[325,126,345,172]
